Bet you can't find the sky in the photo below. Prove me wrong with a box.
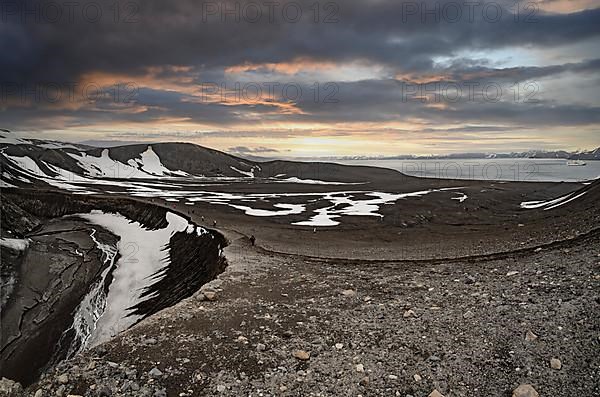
[1,0,599,157]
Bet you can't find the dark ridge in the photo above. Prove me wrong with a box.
[0,194,41,237]
[3,189,169,230]
[129,228,228,317]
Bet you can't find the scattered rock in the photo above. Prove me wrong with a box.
[57,374,69,385]
[203,291,217,301]
[256,343,266,351]
[148,367,163,378]
[506,271,519,276]
[413,374,422,382]
[293,350,310,360]
[335,343,344,350]
[341,289,356,297]
[216,385,226,393]
[35,390,43,397]
[550,358,562,370]
[355,364,364,373]
[236,336,248,343]
[463,310,474,319]
[153,389,167,397]
[525,330,538,341]
[0,378,23,397]
[512,384,539,397]
[403,309,416,318]
[388,375,398,380]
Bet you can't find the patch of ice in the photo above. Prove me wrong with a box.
[520,190,587,211]
[228,203,305,217]
[230,166,255,178]
[0,238,30,251]
[451,193,468,203]
[78,210,199,345]
[273,176,359,185]
[0,180,16,188]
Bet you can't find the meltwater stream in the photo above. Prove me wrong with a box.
[65,210,205,356]
[65,229,118,358]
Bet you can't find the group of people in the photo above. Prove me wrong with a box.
[189,208,256,246]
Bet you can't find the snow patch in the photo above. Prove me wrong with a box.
[0,238,30,251]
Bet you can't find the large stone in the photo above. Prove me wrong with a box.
[148,367,163,378]
[203,291,217,301]
[293,350,310,360]
[0,378,23,397]
[512,384,539,397]
[525,330,538,342]
[57,374,69,385]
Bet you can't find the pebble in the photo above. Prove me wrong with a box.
[403,309,416,318]
[203,291,217,301]
[293,350,310,360]
[525,330,538,341]
[335,343,344,350]
[355,364,364,373]
[256,343,266,351]
[388,375,398,380]
[512,384,539,397]
[429,390,445,397]
[57,374,69,385]
[413,374,422,382]
[35,390,43,397]
[463,310,474,319]
[550,358,562,370]
[341,289,356,297]
[148,367,163,378]
[216,385,226,393]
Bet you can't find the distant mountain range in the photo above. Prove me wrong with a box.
[325,148,600,161]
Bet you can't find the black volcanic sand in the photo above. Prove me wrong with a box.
[163,179,598,261]
[27,226,600,397]
[22,179,600,397]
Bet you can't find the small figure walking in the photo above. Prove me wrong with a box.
[201,216,205,222]
[213,220,217,227]
[250,235,256,246]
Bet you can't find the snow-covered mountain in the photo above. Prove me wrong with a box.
[0,133,261,188]
[0,133,401,191]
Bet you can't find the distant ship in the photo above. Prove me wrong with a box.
[566,159,587,166]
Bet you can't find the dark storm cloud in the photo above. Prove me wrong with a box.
[2,0,600,84]
[1,0,600,135]
[228,146,279,153]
